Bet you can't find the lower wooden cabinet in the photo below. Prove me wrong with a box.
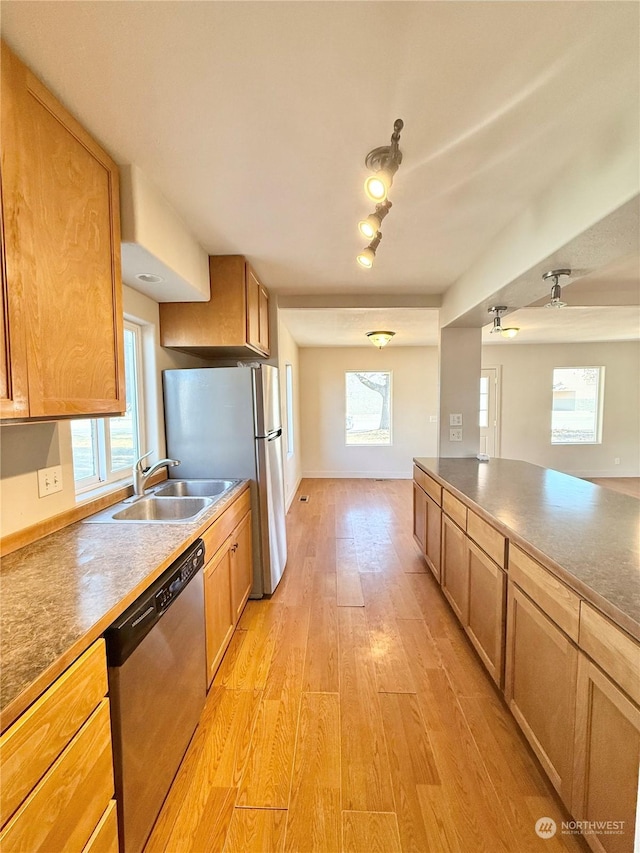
[0,639,116,852]
[230,510,252,623]
[204,538,235,686]
[572,655,640,853]
[441,514,468,622]
[505,582,578,808]
[466,540,506,687]
[413,483,441,580]
[82,800,118,853]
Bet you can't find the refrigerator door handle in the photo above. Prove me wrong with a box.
[256,428,283,441]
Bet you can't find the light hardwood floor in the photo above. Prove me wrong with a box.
[586,477,640,499]
[145,479,587,853]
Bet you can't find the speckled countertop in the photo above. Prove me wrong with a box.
[0,480,249,730]
[414,458,640,639]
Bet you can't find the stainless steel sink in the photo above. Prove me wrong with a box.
[85,495,213,523]
[153,479,240,498]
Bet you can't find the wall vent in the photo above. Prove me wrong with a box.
[299,495,310,502]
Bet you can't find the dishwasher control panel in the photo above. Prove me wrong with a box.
[155,542,204,613]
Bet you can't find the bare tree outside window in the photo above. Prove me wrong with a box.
[345,371,392,445]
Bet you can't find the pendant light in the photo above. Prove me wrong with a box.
[543,269,571,308]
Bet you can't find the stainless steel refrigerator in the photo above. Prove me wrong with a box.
[163,365,287,596]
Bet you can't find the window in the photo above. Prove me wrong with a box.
[285,363,294,456]
[71,322,144,491]
[345,371,392,446]
[551,367,604,444]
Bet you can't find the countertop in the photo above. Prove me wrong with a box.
[414,457,640,640]
[0,479,249,731]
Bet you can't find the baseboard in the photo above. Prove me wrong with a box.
[285,475,303,512]
[301,470,413,479]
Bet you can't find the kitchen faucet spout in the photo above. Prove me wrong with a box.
[133,452,181,496]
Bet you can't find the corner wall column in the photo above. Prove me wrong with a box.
[438,327,481,458]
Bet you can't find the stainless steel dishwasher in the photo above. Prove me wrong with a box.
[105,538,206,853]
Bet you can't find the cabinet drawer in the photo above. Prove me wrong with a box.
[579,603,640,706]
[0,639,108,826]
[413,466,441,505]
[442,490,467,531]
[509,545,580,641]
[82,801,118,853]
[201,488,251,558]
[467,509,506,568]
[0,699,114,853]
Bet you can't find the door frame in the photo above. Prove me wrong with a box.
[480,366,502,458]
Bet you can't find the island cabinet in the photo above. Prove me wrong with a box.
[0,639,117,852]
[159,255,271,359]
[572,606,640,853]
[412,465,441,579]
[1,41,124,420]
[441,513,468,622]
[505,546,581,809]
[201,487,252,685]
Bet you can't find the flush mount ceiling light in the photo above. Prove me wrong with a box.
[363,119,404,203]
[366,330,395,349]
[543,268,571,308]
[358,201,392,240]
[357,231,382,268]
[500,327,520,339]
[135,273,164,285]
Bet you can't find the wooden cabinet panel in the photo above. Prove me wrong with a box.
[201,487,251,557]
[413,465,441,504]
[1,43,124,419]
[0,699,114,853]
[467,509,506,568]
[82,801,118,853]
[441,515,468,622]
[466,541,506,687]
[230,511,253,623]
[160,255,270,358]
[579,603,640,707]
[505,582,577,807]
[204,539,235,686]
[413,482,440,580]
[412,483,427,554]
[572,655,639,853]
[0,639,108,826]
[442,489,467,530]
[509,545,580,641]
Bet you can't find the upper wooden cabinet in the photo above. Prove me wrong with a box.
[0,42,125,420]
[159,255,271,358]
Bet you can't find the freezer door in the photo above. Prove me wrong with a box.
[256,430,287,594]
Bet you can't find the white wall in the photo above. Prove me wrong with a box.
[277,318,302,508]
[0,286,211,538]
[439,328,481,457]
[299,346,438,478]
[484,340,640,477]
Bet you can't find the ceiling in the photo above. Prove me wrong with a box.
[2,1,638,301]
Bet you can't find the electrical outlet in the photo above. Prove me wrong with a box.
[37,465,63,497]
[614,457,621,465]
[429,415,437,423]
[449,413,463,426]
[449,428,463,442]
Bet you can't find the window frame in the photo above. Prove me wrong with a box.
[72,320,145,495]
[285,363,294,457]
[344,370,393,447]
[550,366,605,446]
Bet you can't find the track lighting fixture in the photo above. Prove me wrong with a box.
[543,268,571,308]
[358,201,392,240]
[488,306,507,334]
[363,119,404,203]
[366,331,395,349]
[357,231,382,269]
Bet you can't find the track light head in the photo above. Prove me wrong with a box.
[358,201,392,239]
[364,120,403,202]
[357,231,382,268]
[543,269,571,308]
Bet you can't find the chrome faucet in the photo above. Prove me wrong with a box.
[133,451,180,496]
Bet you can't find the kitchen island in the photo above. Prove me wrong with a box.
[413,457,639,852]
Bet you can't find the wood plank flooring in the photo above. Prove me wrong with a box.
[586,477,640,499]
[145,478,587,853]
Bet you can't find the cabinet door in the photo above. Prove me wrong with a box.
[2,44,124,418]
[230,511,252,624]
[413,483,427,554]
[204,541,234,686]
[441,514,468,621]
[258,283,270,355]
[246,267,261,351]
[572,655,639,853]
[465,541,506,687]
[424,493,441,581]
[505,582,577,807]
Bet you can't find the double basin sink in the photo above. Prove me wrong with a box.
[85,479,241,524]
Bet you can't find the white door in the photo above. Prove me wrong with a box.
[479,368,500,457]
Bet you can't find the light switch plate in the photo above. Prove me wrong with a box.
[449,428,463,442]
[449,413,463,426]
[37,465,63,497]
